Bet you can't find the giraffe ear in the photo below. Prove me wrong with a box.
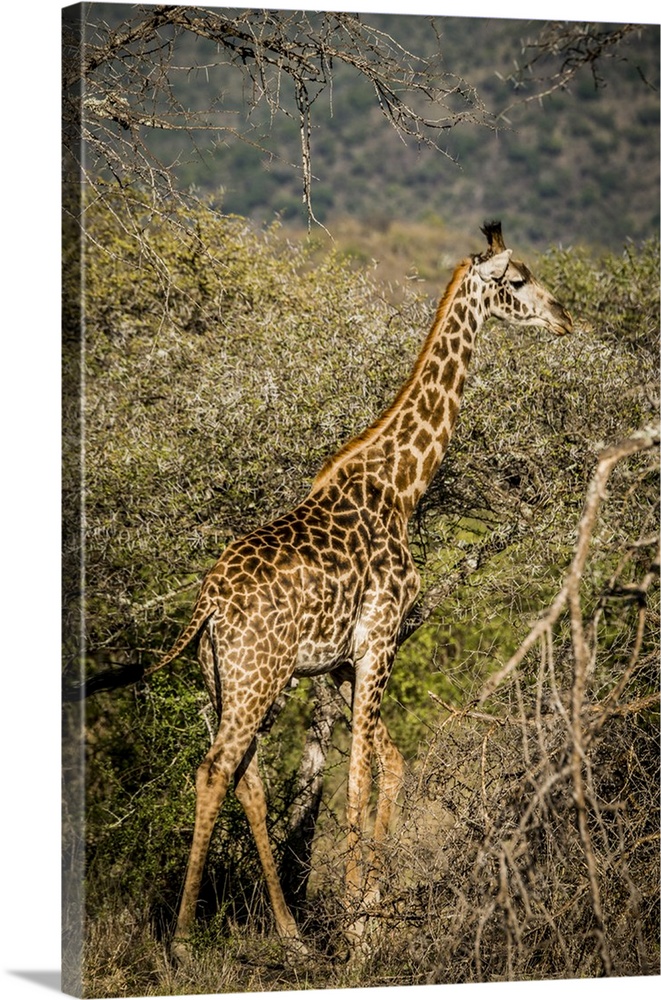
[477,249,512,281]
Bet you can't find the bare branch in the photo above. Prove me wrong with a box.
[63,5,491,224]
[500,22,648,116]
[479,425,660,704]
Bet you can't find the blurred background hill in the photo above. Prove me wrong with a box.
[87,6,659,258]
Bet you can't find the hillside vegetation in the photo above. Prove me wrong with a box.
[63,187,659,995]
[84,7,660,250]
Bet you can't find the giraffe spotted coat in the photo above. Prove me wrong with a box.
[144,221,572,959]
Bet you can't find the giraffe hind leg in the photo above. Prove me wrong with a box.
[172,715,257,962]
[234,742,308,955]
[202,625,306,951]
[174,635,305,961]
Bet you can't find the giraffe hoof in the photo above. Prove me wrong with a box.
[282,933,311,962]
[328,923,362,964]
[331,936,352,964]
[344,917,366,947]
[170,936,194,965]
[338,914,380,965]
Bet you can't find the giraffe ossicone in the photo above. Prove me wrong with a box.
[144,221,572,960]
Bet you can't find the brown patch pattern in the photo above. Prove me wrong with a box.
[145,224,572,957]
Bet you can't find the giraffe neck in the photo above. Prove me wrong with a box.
[311,259,485,519]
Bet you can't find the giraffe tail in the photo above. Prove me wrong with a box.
[144,591,215,678]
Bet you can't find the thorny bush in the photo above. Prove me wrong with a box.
[63,189,659,994]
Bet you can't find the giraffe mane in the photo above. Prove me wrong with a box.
[311,257,472,490]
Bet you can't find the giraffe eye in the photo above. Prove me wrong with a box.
[510,279,526,290]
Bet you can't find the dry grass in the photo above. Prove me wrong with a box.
[82,667,658,994]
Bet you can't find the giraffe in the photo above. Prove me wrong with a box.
[144,221,572,960]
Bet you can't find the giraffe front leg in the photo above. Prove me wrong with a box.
[342,715,404,950]
[343,739,373,949]
[343,657,393,949]
[364,716,405,909]
[372,717,405,843]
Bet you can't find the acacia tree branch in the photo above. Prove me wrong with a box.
[63,5,491,223]
[500,22,646,117]
[279,676,349,910]
[479,426,660,704]
[471,425,659,976]
[397,520,522,647]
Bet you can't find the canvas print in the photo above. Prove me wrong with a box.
[62,4,660,997]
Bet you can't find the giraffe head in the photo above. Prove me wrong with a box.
[474,221,573,336]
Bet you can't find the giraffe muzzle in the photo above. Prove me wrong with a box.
[550,301,573,336]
